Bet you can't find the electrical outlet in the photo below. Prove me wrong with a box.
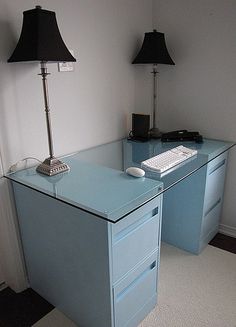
[58,50,74,72]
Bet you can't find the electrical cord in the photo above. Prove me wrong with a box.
[8,157,42,174]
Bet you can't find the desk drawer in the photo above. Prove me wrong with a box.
[204,152,227,213]
[113,252,157,327]
[112,197,160,283]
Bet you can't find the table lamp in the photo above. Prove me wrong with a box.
[8,5,76,176]
[132,29,175,138]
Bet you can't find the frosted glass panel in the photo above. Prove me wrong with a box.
[5,138,234,223]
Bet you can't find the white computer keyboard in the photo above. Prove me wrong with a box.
[141,145,198,173]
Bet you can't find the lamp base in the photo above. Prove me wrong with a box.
[36,157,70,176]
[150,127,162,139]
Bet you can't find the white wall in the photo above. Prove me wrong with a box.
[153,0,236,235]
[0,0,152,170]
[0,0,153,290]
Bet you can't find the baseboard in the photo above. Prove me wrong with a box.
[219,224,236,238]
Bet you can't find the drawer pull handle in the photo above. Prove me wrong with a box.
[113,212,158,244]
[116,261,156,302]
[204,198,221,216]
[209,159,226,175]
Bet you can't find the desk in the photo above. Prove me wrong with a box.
[6,138,234,327]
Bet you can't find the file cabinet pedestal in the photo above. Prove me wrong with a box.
[12,182,162,327]
[162,151,228,254]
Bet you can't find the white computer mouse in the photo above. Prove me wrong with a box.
[126,167,145,178]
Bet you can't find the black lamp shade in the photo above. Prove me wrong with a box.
[132,30,174,65]
[8,6,76,63]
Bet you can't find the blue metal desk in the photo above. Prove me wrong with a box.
[5,138,234,327]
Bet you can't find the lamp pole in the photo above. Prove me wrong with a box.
[150,64,161,138]
[36,62,70,176]
[39,61,54,159]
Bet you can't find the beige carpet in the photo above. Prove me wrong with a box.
[140,243,236,327]
[33,243,236,327]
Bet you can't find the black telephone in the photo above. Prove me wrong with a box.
[161,130,203,143]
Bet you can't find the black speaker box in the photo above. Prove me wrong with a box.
[130,113,150,141]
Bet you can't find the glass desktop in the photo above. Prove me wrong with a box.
[5,138,235,223]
